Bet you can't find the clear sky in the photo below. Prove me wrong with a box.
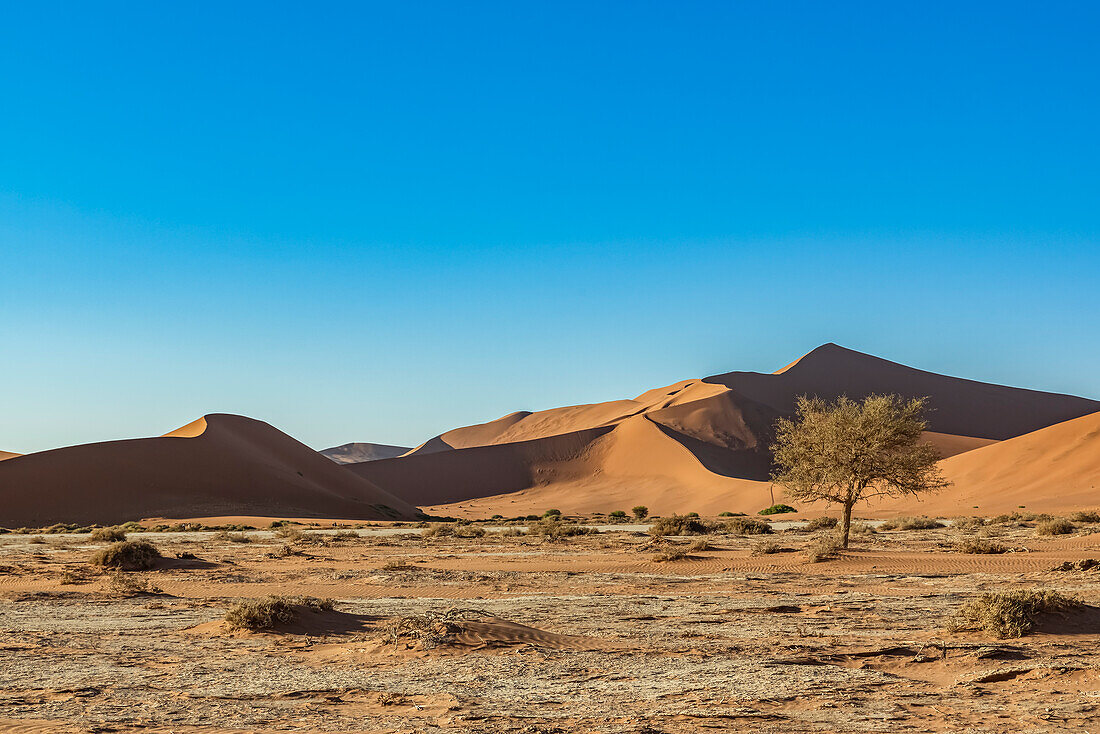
[2,1,1098,454]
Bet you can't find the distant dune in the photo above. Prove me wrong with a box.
[0,414,419,526]
[356,343,1100,517]
[321,442,411,464]
[0,451,20,462]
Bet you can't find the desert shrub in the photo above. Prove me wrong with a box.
[421,523,486,539]
[953,537,1007,554]
[213,530,253,543]
[805,536,842,563]
[880,516,944,531]
[688,538,712,552]
[273,525,305,541]
[759,504,797,516]
[331,530,360,541]
[951,590,1081,638]
[752,540,784,555]
[652,548,690,562]
[608,510,629,522]
[649,515,713,536]
[225,595,335,631]
[528,517,594,539]
[1070,510,1100,524]
[499,527,527,537]
[722,517,772,535]
[804,516,839,532]
[849,521,876,536]
[631,505,649,520]
[1036,518,1076,536]
[107,570,162,596]
[542,509,562,518]
[718,511,743,517]
[29,536,45,544]
[89,526,127,543]
[91,540,160,570]
[950,516,987,531]
[990,511,1053,525]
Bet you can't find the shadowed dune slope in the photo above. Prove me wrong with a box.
[321,442,411,464]
[356,344,1098,515]
[0,414,418,526]
[707,343,1100,440]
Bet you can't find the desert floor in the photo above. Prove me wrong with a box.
[2,518,1100,733]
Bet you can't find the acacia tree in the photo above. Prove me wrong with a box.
[771,394,949,548]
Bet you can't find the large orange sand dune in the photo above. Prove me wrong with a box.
[0,414,418,526]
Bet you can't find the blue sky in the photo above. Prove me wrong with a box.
[2,1,1098,453]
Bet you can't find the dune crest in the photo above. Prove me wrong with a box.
[0,451,21,462]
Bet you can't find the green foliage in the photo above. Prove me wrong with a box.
[608,510,629,522]
[91,540,160,570]
[759,504,797,515]
[951,590,1081,638]
[631,505,649,520]
[542,509,562,518]
[771,394,948,547]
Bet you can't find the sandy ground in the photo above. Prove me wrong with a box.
[3,518,1100,732]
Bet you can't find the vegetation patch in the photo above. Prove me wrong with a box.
[1036,518,1075,536]
[805,536,842,563]
[649,515,714,536]
[1070,510,1100,524]
[953,537,1008,554]
[89,526,128,543]
[804,516,839,532]
[91,540,160,570]
[758,504,797,515]
[224,596,334,631]
[722,517,772,535]
[951,590,1082,638]
[880,516,944,531]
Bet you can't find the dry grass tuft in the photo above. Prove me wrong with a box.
[805,535,842,563]
[880,516,944,531]
[224,596,334,631]
[722,517,773,535]
[1036,518,1075,536]
[89,526,127,543]
[383,607,491,649]
[107,570,162,596]
[803,516,838,532]
[950,590,1081,638]
[91,540,160,570]
[421,523,487,539]
[953,537,1007,554]
[1069,510,1100,524]
[751,540,786,556]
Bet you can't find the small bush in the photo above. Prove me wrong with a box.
[806,536,842,563]
[542,509,562,518]
[722,517,772,535]
[225,595,334,631]
[631,505,649,520]
[649,515,713,536]
[950,516,988,531]
[608,510,629,522]
[91,540,160,570]
[1070,510,1100,524]
[89,526,127,543]
[951,590,1081,638]
[849,521,876,536]
[804,517,839,532]
[759,504,797,515]
[1036,518,1075,536]
[688,538,712,552]
[652,548,689,562]
[29,536,45,544]
[528,517,595,539]
[273,525,304,541]
[331,530,360,541]
[718,511,743,517]
[213,530,253,543]
[953,538,1007,554]
[880,516,944,531]
[107,570,162,596]
[752,540,784,555]
[421,523,486,538]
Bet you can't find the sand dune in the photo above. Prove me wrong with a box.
[321,442,411,464]
[884,409,1100,516]
[0,451,20,462]
[357,344,1098,516]
[0,414,418,526]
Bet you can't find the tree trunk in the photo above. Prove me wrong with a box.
[841,502,854,549]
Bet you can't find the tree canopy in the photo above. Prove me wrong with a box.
[771,394,949,547]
